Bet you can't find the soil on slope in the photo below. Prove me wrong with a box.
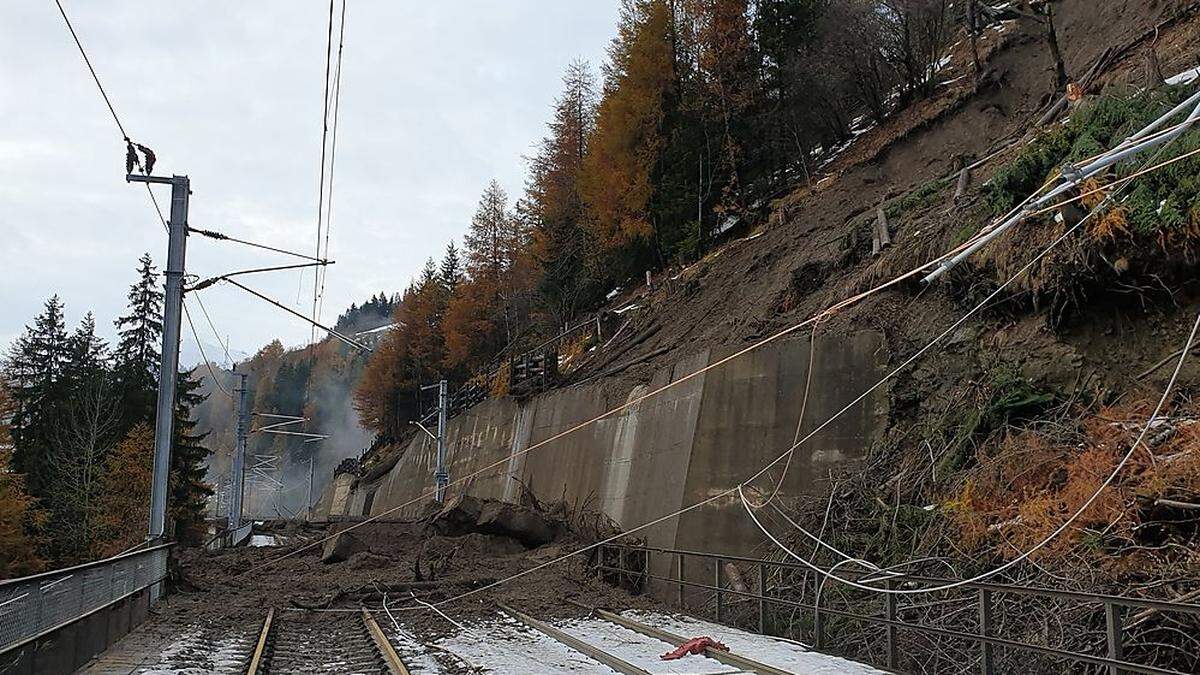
[566,0,1200,408]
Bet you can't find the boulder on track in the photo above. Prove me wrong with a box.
[425,495,561,549]
[321,526,367,564]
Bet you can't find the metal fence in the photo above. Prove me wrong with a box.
[598,543,1200,675]
[0,543,171,655]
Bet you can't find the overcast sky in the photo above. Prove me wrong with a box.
[0,2,618,366]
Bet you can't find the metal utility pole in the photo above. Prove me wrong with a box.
[306,456,315,520]
[128,174,189,541]
[229,372,249,534]
[436,379,449,501]
[412,379,450,502]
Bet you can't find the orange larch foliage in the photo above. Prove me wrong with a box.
[93,423,154,557]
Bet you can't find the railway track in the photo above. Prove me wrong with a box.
[377,599,819,674]
[246,608,409,675]
[499,601,797,675]
[238,601,860,674]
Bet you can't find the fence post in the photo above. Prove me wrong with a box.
[886,580,898,670]
[758,563,768,634]
[677,553,685,608]
[618,548,626,590]
[1106,602,1124,675]
[715,558,723,622]
[813,574,825,651]
[33,579,45,636]
[979,589,994,675]
[597,545,605,583]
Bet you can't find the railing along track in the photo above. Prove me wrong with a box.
[599,543,1200,675]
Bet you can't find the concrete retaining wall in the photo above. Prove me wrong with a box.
[317,332,889,581]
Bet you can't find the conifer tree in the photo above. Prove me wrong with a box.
[579,0,676,275]
[65,313,109,385]
[47,313,117,562]
[530,59,601,326]
[113,254,163,431]
[5,295,70,501]
[464,180,511,283]
[440,241,464,291]
[94,423,153,556]
[169,371,211,545]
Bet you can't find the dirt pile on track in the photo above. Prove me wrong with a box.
[149,497,655,641]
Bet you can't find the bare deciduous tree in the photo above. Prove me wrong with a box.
[49,377,119,560]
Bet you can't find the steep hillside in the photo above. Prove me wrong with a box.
[322,1,1200,670]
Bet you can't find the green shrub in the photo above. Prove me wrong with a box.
[987,86,1200,240]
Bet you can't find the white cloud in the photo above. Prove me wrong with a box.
[0,1,618,358]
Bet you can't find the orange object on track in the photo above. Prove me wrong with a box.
[660,636,729,660]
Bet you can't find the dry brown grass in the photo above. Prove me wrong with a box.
[490,362,511,398]
[948,402,1200,570]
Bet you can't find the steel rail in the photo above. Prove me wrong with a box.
[566,599,793,675]
[497,603,651,675]
[246,608,274,675]
[361,608,410,675]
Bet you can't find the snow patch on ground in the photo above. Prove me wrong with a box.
[152,626,254,674]
[394,613,621,674]
[623,610,889,675]
[388,609,884,674]
[556,617,741,673]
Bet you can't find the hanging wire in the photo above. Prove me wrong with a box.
[309,0,338,342]
[189,226,325,263]
[193,292,233,366]
[54,0,234,398]
[182,303,233,398]
[316,0,348,326]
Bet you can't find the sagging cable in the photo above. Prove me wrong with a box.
[222,277,371,354]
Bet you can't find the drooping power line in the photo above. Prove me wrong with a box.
[316,0,348,327]
[53,0,234,398]
[309,0,339,343]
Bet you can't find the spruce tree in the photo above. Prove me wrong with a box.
[5,295,70,501]
[65,313,109,385]
[420,257,439,287]
[169,370,211,545]
[440,241,464,291]
[113,254,163,431]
